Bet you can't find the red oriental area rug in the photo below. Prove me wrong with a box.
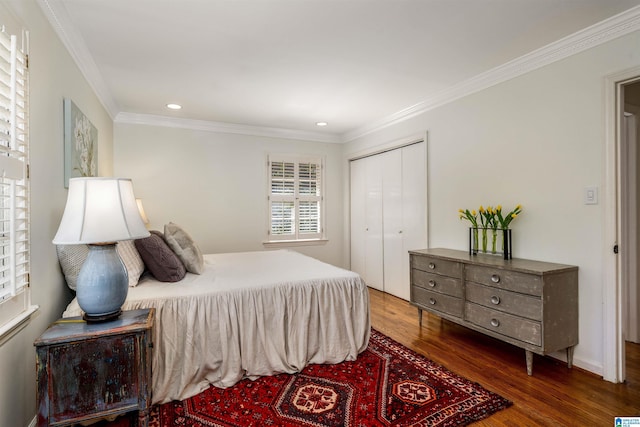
[111,329,511,426]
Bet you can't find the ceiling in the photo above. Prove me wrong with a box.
[39,0,640,142]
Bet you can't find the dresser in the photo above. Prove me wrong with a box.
[34,308,154,427]
[409,248,578,375]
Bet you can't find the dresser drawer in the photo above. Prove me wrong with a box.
[466,282,542,321]
[412,255,462,278]
[465,302,541,346]
[412,286,463,317]
[412,270,463,298]
[465,264,542,296]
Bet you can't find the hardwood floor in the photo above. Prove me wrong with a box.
[369,287,640,426]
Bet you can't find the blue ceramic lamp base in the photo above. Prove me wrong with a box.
[76,243,128,322]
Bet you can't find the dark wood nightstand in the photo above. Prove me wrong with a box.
[34,308,154,427]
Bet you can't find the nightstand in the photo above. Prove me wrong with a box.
[34,308,154,427]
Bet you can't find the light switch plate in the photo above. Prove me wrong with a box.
[584,186,598,205]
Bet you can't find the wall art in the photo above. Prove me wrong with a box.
[64,98,97,188]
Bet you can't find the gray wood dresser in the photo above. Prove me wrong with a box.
[409,248,578,375]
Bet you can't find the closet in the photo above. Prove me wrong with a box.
[350,141,427,300]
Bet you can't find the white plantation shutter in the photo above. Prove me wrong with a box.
[297,161,321,234]
[268,156,323,241]
[0,26,32,335]
[270,160,295,235]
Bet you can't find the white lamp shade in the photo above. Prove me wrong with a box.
[53,177,151,244]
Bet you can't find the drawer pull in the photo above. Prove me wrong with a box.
[490,295,501,305]
[491,274,501,283]
[490,318,500,327]
[428,280,436,288]
[428,263,436,270]
[429,298,436,305]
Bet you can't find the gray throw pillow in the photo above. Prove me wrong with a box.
[164,222,204,274]
[134,230,186,282]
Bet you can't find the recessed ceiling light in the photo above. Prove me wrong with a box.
[166,103,182,110]
[316,122,328,127]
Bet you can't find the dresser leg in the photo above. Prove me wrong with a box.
[418,308,423,327]
[566,346,574,369]
[525,350,533,376]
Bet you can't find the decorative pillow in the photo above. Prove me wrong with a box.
[164,222,204,274]
[55,244,89,291]
[56,240,145,290]
[116,240,145,287]
[134,230,186,282]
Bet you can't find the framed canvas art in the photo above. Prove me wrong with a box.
[64,98,97,188]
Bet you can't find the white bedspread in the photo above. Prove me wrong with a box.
[63,250,370,404]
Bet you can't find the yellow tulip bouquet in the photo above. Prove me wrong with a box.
[459,204,522,257]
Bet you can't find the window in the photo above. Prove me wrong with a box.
[0,26,33,339]
[267,155,324,242]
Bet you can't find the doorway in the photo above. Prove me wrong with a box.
[604,68,640,383]
[622,81,640,379]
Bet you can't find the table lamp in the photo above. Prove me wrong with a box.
[53,177,150,321]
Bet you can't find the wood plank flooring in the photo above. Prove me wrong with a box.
[369,287,640,426]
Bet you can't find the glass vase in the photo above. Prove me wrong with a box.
[491,228,498,254]
[501,228,512,260]
[481,228,488,253]
[470,227,512,260]
[469,227,479,255]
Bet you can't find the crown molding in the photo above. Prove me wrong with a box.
[37,0,119,119]
[38,0,338,143]
[115,112,343,144]
[342,5,640,143]
[39,0,340,143]
[37,0,640,144]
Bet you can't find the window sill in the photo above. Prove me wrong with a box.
[0,304,39,347]
[263,239,328,248]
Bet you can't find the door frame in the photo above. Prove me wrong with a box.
[623,107,640,344]
[603,66,640,382]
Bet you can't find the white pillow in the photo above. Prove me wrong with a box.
[117,240,145,286]
[56,240,145,290]
[55,244,88,291]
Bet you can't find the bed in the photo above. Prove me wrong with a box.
[62,249,371,404]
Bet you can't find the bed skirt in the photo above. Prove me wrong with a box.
[63,250,371,404]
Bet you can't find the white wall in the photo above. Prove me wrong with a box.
[0,2,114,426]
[114,123,345,267]
[344,30,640,376]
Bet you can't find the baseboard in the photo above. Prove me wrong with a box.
[547,349,603,379]
[27,415,36,427]
[573,357,605,378]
